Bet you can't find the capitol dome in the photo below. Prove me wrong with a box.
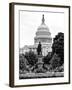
[34,14,52,45]
[21,14,52,56]
[37,23,49,31]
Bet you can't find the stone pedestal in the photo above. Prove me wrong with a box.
[37,55,43,64]
[33,55,47,73]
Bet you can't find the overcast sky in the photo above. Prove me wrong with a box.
[20,10,65,48]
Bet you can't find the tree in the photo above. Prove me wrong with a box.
[24,51,38,66]
[49,53,61,69]
[19,53,29,71]
[52,32,64,66]
[43,52,52,64]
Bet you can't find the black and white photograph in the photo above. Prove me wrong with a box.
[9,3,70,87]
[19,12,64,79]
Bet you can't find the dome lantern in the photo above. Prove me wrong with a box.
[42,14,45,24]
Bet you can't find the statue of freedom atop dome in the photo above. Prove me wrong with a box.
[37,42,42,55]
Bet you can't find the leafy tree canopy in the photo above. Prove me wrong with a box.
[24,51,38,66]
[52,32,64,65]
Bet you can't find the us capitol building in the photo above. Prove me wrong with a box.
[20,14,52,56]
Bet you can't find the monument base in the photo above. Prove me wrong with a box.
[37,55,43,64]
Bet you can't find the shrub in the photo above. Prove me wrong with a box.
[49,53,61,69]
[19,53,29,71]
[43,52,52,64]
[24,51,38,66]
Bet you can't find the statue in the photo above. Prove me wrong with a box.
[37,42,42,55]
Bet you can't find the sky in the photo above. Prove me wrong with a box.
[20,10,65,48]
